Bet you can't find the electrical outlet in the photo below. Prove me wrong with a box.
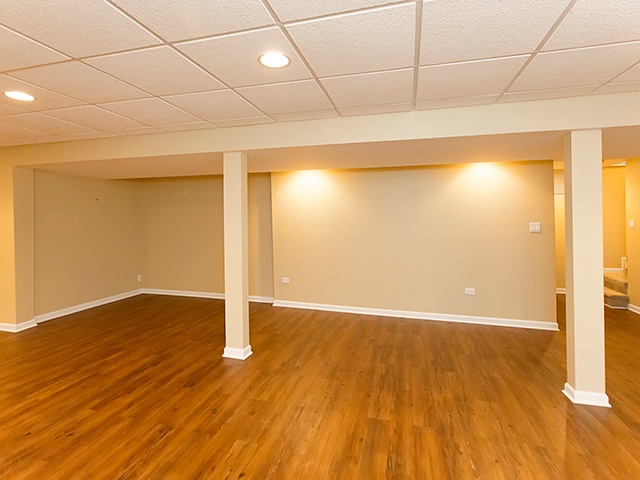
[465,288,475,295]
[281,277,290,284]
[137,275,142,283]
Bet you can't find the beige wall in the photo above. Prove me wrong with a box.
[626,159,640,306]
[248,174,274,298]
[602,166,626,268]
[272,161,556,323]
[34,171,140,315]
[137,176,225,293]
[13,167,35,323]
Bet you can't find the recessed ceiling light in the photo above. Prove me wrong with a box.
[4,91,35,102]
[259,52,290,69]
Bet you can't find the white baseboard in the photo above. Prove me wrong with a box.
[35,290,142,324]
[140,288,225,300]
[628,304,640,315]
[222,345,253,360]
[603,267,624,273]
[249,295,275,304]
[562,382,611,408]
[0,319,38,333]
[272,300,559,331]
[556,288,566,295]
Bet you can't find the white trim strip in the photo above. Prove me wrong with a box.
[249,296,275,304]
[562,382,611,408]
[603,267,624,273]
[556,288,566,294]
[35,290,142,324]
[222,345,253,360]
[0,319,37,333]
[628,304,640,315]
[272,300,559,331]
[140,288,224,300]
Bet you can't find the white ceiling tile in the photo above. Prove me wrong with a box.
[321,69,413,108]
[417,57,528,101]
[510,43,640,92]
[54,131,116,141]
[339,103,412,116]
[8,61,150,103]
[266,0,400,22]
[111,0,274,42]
[177,28,312,88]
[0,0,160,58]
[0,102,28,116]
[85,47,225,96]
[0,26,69,71]
[0,122,48,138]
[237,80,333,114]
[3,113,92,134]
[286,5,415,77]
[593,82,640,96]
[45,106,145,131]
[615,63,640,83]
[111,126,164,136]
[415,95,498,111]
[545,0,640,51]
[421,0,570,64]
[0,74,84,111]
[499,86,598,103]
[213,116,274,128]
[270,110,339,122]
[160,122,216,132]
[99,98,202,126]
[163,90,263,121]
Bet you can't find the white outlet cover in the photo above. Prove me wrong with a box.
[529,222,542,233]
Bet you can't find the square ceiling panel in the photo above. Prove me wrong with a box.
[99,98,203,126]
[4,112,93,135]
[511,43,640,92]
[544,0,640,51]
[0,122,49,139]
[0,74,84,111]
[321,69,414,108]
[0,0,160,58]
[417,56,528,100]
[111,0,274,42]
[163,90,264,122]
[421,0,571,65]
[613,62,640,83]
[0,26,69,72]
[237,80,334,114]
[286,4,415,77]
[177,28,311,88]
[266,0,401,22]
[9,61,150,104]
[45,106,145,131]
[86,47,225,96]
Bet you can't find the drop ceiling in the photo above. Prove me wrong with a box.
[1,0,639,149]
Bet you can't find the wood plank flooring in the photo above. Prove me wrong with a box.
[1,294,639,479]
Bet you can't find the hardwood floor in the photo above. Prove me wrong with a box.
[1,294,639,479]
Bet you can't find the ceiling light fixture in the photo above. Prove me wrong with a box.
[259,52,290,69]
[4,91,35,102]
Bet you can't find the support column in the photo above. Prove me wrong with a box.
[0,166,36,333]
[563,130,610,407]
[222,152,252,360]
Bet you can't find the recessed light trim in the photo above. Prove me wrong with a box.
[4,91,35,102]
[259,52,290,69]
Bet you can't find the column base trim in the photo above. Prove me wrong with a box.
[562,382,611,408]
[222,345,253,360]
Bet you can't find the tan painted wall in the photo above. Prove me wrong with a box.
[34,171,140,315]
[554,166,626,290]
[626,159,640,306]
[602,167,626,268]
[137,176,225,293]
[272,161,556,323]
[137,173,273,297]
[13,167,35,323]
[0,163,18,324]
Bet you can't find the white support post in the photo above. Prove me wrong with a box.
[563,130,610,407]
[222,152,252,360]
